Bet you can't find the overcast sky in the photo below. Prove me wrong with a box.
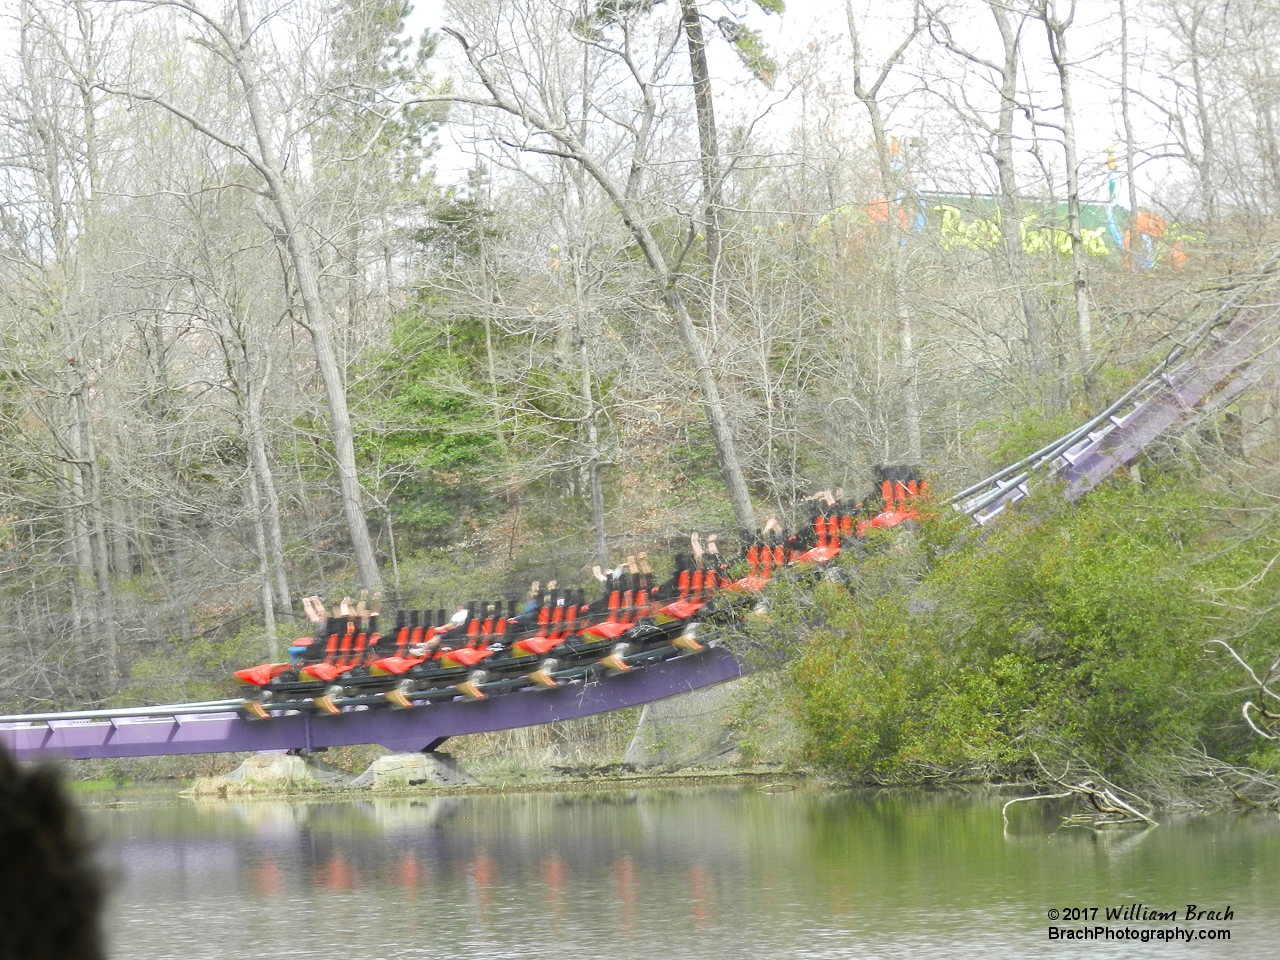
[407,0,1172,210]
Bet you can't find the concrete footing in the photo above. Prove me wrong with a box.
[350,751,478,789]
[225,751,350,787]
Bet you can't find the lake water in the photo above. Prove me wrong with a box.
[90,785,1279,958]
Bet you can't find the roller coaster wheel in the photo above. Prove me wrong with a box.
[314,685,343,716]
[457,670,489,701]
[527,658,559,688]
[600,644,632,673]
[385,679,416,709]
[242,689,274,720]
[672,623,704,654]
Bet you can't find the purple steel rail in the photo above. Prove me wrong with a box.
[952,298,1279,522]
[1059,304,1275,497]
[0,647,743,763]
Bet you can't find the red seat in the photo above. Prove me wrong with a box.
[516,604,579,656]
[301,661,347,683]
[585,619,633,640]
[439,645,495,668]
[512,604,554,657]
[656,598,703,622]
[517,634,565,656]
[794,515,840,564]
[304,624,356,679]
[584,589,635,639]
[370,621,428,676]
[233,662,292,687]
[368,654,425,676]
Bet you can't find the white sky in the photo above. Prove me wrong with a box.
[408,0,1175,210]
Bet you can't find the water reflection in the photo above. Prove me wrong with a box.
[93,787,1279,959]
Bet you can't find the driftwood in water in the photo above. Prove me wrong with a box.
[1003,757,1158,827]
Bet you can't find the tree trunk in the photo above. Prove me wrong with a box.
[1188,23,1217,224]
[452,30,757,535]
[989,1,1047,384]
[1044,3,1092,381]
[245,467,277,656]
[847,1,924,460]
[679,0,722,268]
[66,356,116,679]
[582,342,608,568]
[1119,0,1141,270]
[235,0,381,591]
[665,286,757,536]
[853,72,923,460]
[244,357,291,613]
[571,266,610,567]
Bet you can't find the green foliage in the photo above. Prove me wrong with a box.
[717,21,778,85]
[356,296,498,546]
[120,627,272,707]
[414,194,499,262]
[976,405,1081,466]
[575,0,661,38]
[784,472,1280,783]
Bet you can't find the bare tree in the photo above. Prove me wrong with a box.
[100,0,393,590]
[1117,0,1142,265]
[930,0,1050,386]
[847,0,924,460]
[1040,0,1093,379]
[438,0,759,534]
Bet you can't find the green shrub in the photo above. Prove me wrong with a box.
[786,473,1277,783]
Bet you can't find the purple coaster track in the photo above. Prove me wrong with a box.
[1059,304,1277,498]
[953,299,1280,523]
[0,648,743,763]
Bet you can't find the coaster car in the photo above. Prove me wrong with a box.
[233,467,930,718]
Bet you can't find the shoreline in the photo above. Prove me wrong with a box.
[69,767,821,806]
[74,767,1056,808]
[182,767,815,803]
